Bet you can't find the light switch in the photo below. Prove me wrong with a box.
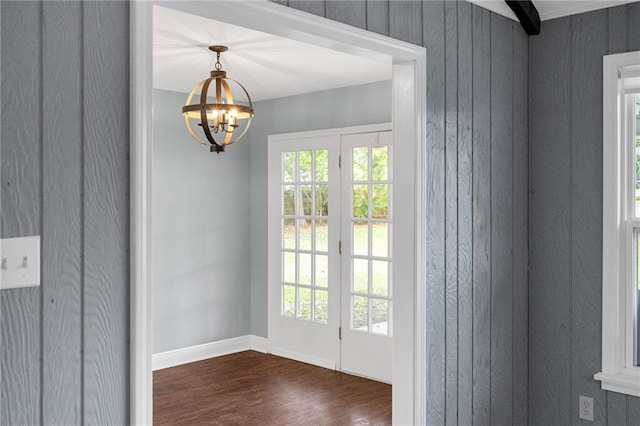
[1,236,40,290]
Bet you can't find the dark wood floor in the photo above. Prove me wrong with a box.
[154,351,391,425]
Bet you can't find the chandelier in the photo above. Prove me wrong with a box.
[182,45,254,153]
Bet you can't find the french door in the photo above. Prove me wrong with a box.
[267,135,342,369]
[340,131,392,383]
[268,126,392,383]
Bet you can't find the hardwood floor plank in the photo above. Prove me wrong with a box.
[154,351,391,425]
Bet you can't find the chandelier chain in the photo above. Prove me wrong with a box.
[215,52,222,71]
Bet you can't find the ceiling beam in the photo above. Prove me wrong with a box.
[505,0,541,35]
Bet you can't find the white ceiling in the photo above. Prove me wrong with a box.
[153,6,392,101]
[468,0,639,22]
[154,1,639,100]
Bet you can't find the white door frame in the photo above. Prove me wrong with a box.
[130,1,427,425]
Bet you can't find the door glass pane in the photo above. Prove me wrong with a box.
[352,147,368,181]
[315,220,328,252]
[299,253,312,285]
[353,259,368,294]
[298,287,312,320]
[282,285,296,317]
[348,137,392,336]
[352,295,368,330]
[298,219,312,251]
[353,185,368,218]
[283,151,296,182]
[283,219,296,249]
[315,185,328,216]
[371,298,389,335]
[283,252,295,283]
[279,148,331,325]
[372,260,388,297]
[299,150,312,182]
[315,290,328,323]
[353,222,368,256]
[315,254,328,287]
[372,184,388,219]
[301,185,312,216]
[371,146,388,180]
[315,149,328,182]
[283,186,295,215]
[372,222,388,258]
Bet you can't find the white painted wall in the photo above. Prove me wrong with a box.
[152,89,252,353]
[152,81,391,352]
[249,80,392,337]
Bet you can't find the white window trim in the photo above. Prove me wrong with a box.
[595,50,640,397]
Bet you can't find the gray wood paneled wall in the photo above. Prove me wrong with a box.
[1,1,129,424]
[1,1,527,424]
[529,3,640,425]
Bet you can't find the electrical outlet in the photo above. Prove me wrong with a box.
[579,395,594,421]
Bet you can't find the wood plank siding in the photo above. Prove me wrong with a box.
[529,4,640,424]
[1,2,43,424]
[0,1,530,424]
[1,1,129,424]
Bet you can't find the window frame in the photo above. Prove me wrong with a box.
[595,50,640,397]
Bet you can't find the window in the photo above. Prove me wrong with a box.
[596,51,640,397]
[631,93,640,369]
[280,148,331,323]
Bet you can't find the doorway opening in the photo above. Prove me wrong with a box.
[131,1,427,424]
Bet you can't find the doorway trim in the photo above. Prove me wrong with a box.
[130,1,427,424]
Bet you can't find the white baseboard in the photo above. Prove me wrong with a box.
[249,335,268,353]
[270,347,336,371]
[153,334,268,371]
